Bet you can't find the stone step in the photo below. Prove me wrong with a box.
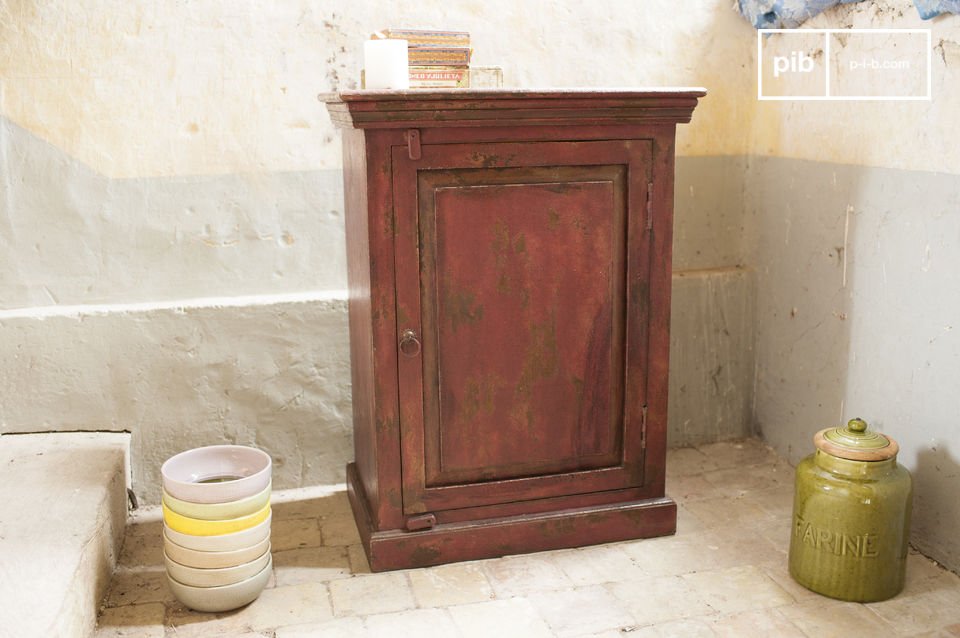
[0,432,129,638]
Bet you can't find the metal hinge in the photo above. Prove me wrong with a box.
[405,129,421,160]
[405,513,436,531]
[641,405,648,450]
[646,182,654,231]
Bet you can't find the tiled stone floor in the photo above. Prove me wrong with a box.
[96,439,960,637]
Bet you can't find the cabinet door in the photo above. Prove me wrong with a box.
[393,139,654,515]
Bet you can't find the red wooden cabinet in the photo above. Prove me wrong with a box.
[326,89,705,571]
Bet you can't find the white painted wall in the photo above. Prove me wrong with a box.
[0,0,759,308]
[0,0,756,505]
[749,0,960,570]
[4,0,958,573]
[0,1,754,180]
[752,1,960,172]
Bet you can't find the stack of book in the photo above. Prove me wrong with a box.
[374,28,472,89]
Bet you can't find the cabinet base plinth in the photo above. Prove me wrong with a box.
[346,463,677,572]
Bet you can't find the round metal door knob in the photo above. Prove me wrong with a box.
[399,329,421,357]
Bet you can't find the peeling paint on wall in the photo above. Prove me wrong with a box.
[737,0,959,28]
[753,0,960,173]
[0,116,347,309]
[2,0,960,575]
[0,296,353,506]
[747,154,960,574]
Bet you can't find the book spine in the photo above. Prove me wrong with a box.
[407,47,472,66]
[409,66,469,88]
[378,29,470,46]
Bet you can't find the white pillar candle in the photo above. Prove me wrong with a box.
[364,39,409,90]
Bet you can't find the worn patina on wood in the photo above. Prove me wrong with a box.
[326,88,706,571]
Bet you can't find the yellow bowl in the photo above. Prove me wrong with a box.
[162,501,271,537]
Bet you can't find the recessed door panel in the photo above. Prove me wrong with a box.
[428,175,624,484]
[393,141,653,515]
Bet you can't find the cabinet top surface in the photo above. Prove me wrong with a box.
[328,87,707,101]
[324,87,707,129]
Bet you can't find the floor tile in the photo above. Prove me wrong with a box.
[666,472,724,503]
[408,561,494,607]
[548,544,646,586]
[623,617,717,637]
[328,572,416,616]
[746,516,792,554]
[905,549,959,593]
[682,494,774,529]
[912,569,960,595]
[96,448,960,638]
[363,608,459,638]
[447,598,553,638]
[757,559,821,603]
[95,603,166,638]
[116,532,163,570]
[346,544,371,574]
[271,487,352,521]
[270,518,323,552]
[707,531,786,573]
[167,581,332,637]
[606,574,715,626]
[868,584,960,634]
[682,565,794,614]
[123,518,163,542]
[527,585,634,637]
[274,617,366,638]
[483,553,572,597]
[779,599,897,637]
[102,569,174,607]
[666,446,718,477]
[319,514,362,546]
[707,607,806,637]
[749,484,796,519]
[675,502,707,534]
[696,439,780,471]
[272,545,352,586]
[620,531,745,577]
[701,462,791,499]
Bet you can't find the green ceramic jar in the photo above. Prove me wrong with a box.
[789,418,912,602]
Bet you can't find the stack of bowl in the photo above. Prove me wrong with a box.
[160,445,273,613]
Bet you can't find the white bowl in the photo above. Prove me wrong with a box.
[161,445,272,504]
[164,547,271,588]
[163,534,271,569]
[162,511,272,553]
[162,480,271,520]
[167,555,272,613]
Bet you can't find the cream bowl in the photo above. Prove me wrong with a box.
[167,555,272,613]
[162,501,271,537]
[163,534,271,569]
[162,480,271,521]
[163,511,271,552]
[161,445,271,504]
[164,548,271,588]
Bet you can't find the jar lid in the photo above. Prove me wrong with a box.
[813,418,900,461]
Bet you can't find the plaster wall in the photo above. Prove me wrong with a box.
[752,1,960,172]
[0,0,757,505]
[0,0,755,308]
[0,295,353,505]
[748,0,960,570]
[7,0,957,573]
